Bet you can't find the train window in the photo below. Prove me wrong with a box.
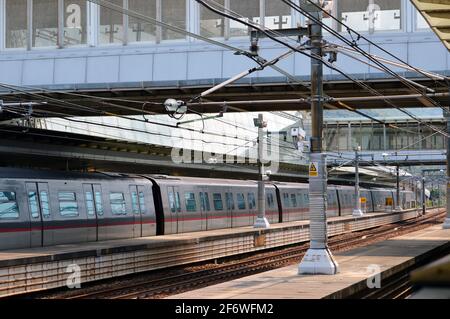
[225,192,235,210]
[266,193,275,209]
[85,192,95,216]
[58,192,79,217]
[248,193,256,210]
[294,194,300,207]
[138,192,146,213]
[131,192,140,214]
[0,191,19,219]
[28,192,39,218]
[237,193,246,210]
[40,191,50,217]
[213,193,223,211]
[168,191,175,213]
[110,192,126,215]
[200,192,211,211]
[95,192,104,215]
[290,194,297,207]
[283,193,290,207]
[185,192,197,212]
[175,192,181,212]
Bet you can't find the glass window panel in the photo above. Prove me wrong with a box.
[266,193,274,208]
[175,192,181,211]
[162,0,186,40]
[338,0,401,32]
[99,0,124,44]
[138,192,146,213]
[290,193,297,207]
[325,124,339,151]
[168,191,176,213]
[337,0,370,32]
[0,191,19,219]
[33,0,59,47]
[85,191,95,216]
[200,192,210,211]
[371,0,401,31]
[40,191,50,217]
[95,192,104,215]
[338,125,349,151]
[283,193,290,207]
[5,0,28,49]
[59,202,79,216]
[128,0,157,42]
[64,0,88,46]
[28,192,39,218]
[416,11,430,30]
[248,193,256,209]
[185,192,197,212]
[265,0,291,29]
[58,192,79,217]
[131,192,139,214]
[230,0,260,37]
[58,192,76,201]
[200,0,225,38]
[213,193,223,211]
[236,193,246,210]
[110,192,126,215]
[225,192,235,210]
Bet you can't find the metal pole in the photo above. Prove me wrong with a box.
[445,109,450,228]
[396,165,402,210]
[422,171,426,215]
[298,1,338,275]
[353,146,363,216]
[254,114,270,229]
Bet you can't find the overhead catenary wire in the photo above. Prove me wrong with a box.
[303,0,449,86]
[281,0,447,110]
[197,0,450,138]
[278,0,449,137]
[0,0,424,144]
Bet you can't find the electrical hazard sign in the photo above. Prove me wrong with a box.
[309,162,318,177]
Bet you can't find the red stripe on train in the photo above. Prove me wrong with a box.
[0,220,156,233]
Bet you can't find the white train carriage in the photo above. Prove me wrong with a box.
[0,169,157,250]
[0,168,422,251]
[149,176,279,234]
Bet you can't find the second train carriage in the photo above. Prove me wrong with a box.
[0,168,419,250]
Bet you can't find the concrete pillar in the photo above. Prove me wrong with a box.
[298,2,338,275]
[254,114,270,229]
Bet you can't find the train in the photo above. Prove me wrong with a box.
[0,168,417,250]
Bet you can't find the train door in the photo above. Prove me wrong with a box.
[167,186,181,234]
[26,182,52,247]
[82,184,103,241]
[199,187,211,230]
[130,185,146,237]
[225,189,234,228]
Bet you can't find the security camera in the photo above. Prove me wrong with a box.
[164,98,187,113]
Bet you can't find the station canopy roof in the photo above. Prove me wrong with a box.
[411,0,450,51]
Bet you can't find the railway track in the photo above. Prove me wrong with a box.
[59,209,445,299]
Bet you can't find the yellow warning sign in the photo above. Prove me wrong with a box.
[360,197,367,204]
[309,162,318,177]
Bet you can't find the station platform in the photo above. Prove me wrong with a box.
[169,223,450,299]
[0,208,438,297]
